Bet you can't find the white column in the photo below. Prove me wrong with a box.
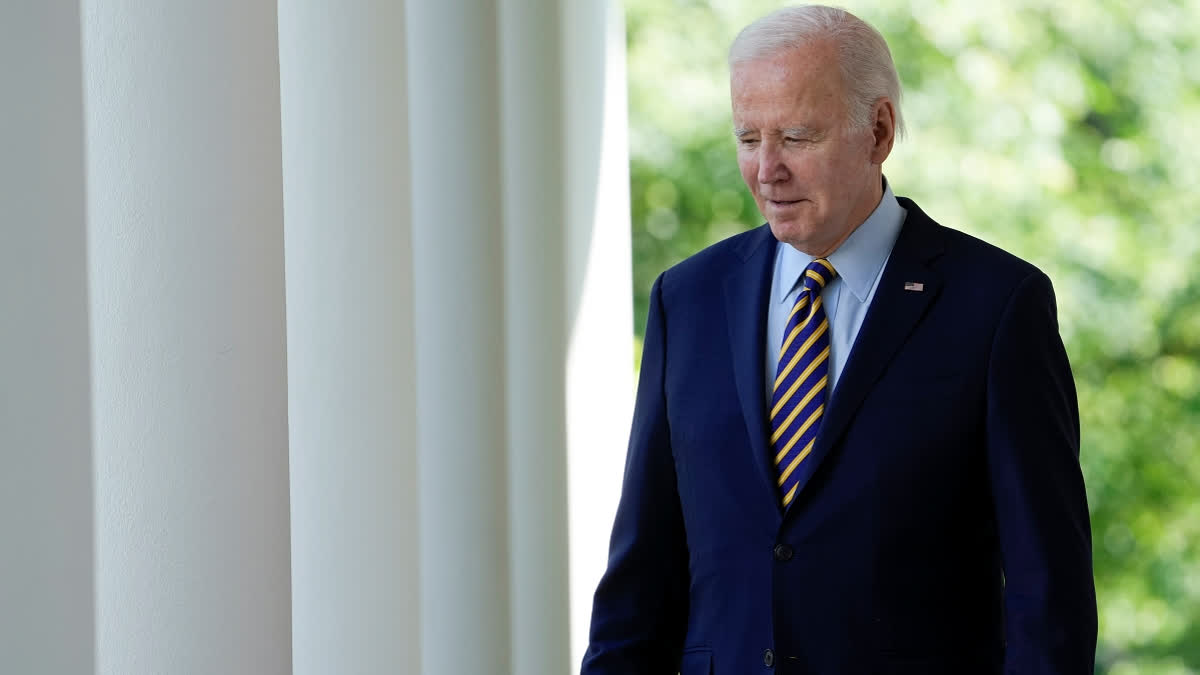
[0,4,94,673]
[278,2,419,673]
[406,3,512,675]
[564,0,637,667]
[499,1,571,673]
[83,2,292,672]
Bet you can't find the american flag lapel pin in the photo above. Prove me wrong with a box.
[903,281,924,292]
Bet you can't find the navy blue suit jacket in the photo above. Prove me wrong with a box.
[582,199,1097,674]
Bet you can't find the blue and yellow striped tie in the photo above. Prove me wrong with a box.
[771,258,836,508]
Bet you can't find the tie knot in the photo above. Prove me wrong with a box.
[803,258,837,291]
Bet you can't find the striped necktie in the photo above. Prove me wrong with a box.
[771,258,836,508]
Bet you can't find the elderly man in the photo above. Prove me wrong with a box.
[582,5,1097,675]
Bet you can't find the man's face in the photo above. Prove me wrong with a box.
[731,40,885,256]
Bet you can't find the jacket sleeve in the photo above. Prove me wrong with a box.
[985,270,1098,674]
[581,274,690,675]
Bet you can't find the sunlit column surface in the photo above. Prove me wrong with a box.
[564,0,637,667]
[83,1,292,671]
[0,3,94,673]
[499,1,571,673]
[279,2,419,674]
[406,3,512,674]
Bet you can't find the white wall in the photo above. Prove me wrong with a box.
[564,0,637,666]
[279,1,420,673]
[1,1,631,672]
[406,2,513,673]
[83,1,293,671]
[500,1,572,672]
[0,3,95,672]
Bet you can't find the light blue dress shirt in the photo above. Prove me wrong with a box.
[764,180,906,404]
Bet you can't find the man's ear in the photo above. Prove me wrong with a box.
[870,98,896,164]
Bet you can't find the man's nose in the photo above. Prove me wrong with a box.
[757,144,788,184]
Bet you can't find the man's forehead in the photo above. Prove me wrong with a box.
[731,53,846,126]
[730,40,840,79]
[731,77,840,119]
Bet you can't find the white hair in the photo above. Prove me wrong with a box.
[729,5,906,138]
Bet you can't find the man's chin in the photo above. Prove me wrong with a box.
[773,221,851,257]
[767,219,818,245]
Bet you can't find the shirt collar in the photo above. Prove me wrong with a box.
[775,178,906,304]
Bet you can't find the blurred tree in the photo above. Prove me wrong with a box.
[625,1,1200,672]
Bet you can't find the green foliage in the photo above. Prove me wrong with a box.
[625,1,1200,672]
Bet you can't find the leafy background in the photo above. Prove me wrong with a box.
[624,1,1200,672]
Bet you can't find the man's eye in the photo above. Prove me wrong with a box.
[738,138,760,146]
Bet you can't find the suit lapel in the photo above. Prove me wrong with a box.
[787,200,946,505]
[723,225,784,518]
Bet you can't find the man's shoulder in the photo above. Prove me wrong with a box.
[899,196,1043,287]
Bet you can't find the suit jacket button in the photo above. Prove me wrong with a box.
[763,648,775,667]
[773,544,793,561]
